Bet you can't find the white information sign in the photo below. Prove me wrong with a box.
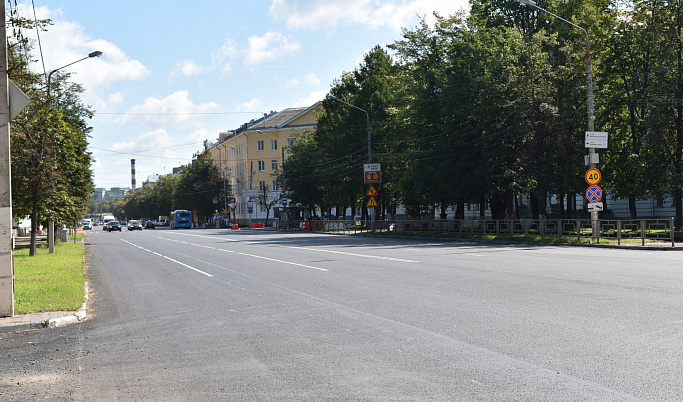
[587,202,603,212]
[585,131,608,148]
[364,163,381,172]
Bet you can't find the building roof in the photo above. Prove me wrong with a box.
[250,107,308,130]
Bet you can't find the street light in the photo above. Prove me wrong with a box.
[518,0,599,231]
[44,50,103,253]
[47,51,103,101]
[325,94,372,163]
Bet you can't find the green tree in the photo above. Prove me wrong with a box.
[8,16,95,255]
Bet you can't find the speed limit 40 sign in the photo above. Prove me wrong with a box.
[585,168,601,185]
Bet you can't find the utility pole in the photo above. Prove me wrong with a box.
[0,0,14,316]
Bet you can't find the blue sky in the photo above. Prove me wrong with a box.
[19,0,469,189]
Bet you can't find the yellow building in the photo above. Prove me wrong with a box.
[210,101,322,225]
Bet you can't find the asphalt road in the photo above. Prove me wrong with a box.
[2,228,683,401]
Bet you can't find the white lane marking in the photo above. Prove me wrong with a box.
[284,245,418,263]
[235,251,328,272]
[160,255,214,277]
[156,233,328,271]
[120,239,213,277]
[164,231,417,263]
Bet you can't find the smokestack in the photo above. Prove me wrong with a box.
[131,159,136,189]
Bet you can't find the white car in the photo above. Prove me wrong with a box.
[82,219,92,230]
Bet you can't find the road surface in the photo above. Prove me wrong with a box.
[1,228,682,400]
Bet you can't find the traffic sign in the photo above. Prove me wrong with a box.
[585,131,608,148]
[367,186,378,196]
[586,185,603,203]
[585,168,601,185]
[367,196,378,207]
[587,202,603,212]
[364,163,382,183]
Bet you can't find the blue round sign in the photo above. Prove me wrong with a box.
[586,185,602,202]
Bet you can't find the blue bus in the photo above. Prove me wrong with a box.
[170,210,192,229]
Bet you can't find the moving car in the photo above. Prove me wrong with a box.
[127,220,142,231]
[144,220,155,229]
[102,215,115,230]
[107,221,122,232]
[82,219,92,230]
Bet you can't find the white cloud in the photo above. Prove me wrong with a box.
[21,4,149,92]
[269,0,469,31]
[112,129,174,153]
[283,78,301,88]
[236,98,264,113]
[115,91,221,126]
[213,37,239,73]
[171,59,204,77]
[304,72,320,85]
[244,32,300,65]
[292,90,327,108]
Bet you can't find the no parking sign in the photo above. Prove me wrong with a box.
[586,185,602,203]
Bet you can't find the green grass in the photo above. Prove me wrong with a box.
[13,240,86,314]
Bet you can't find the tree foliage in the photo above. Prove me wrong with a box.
[8,15,95,254]
[283,1,683,224]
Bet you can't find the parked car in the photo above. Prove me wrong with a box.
[127,220,142,231]
[107,221,122,232]
[144,220,155,229]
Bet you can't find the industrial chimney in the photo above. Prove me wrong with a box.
[131,159,136,189]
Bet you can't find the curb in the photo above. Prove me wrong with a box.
[0,282,89,332]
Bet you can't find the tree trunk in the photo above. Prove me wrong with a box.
[628,196,638,219]
[479,195,486,219]
[455,198,464,220]
[30,201,38,257]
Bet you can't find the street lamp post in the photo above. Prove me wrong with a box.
[326,93,375,226]
[325,94,372,163]
[45,50,103,253]
[518,0,599,234]
[47,51,102,100]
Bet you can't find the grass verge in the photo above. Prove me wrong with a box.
[13,240,85,314]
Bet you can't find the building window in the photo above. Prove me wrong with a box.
[271,160,278,171]
[258,161,265,171]
[287,138,293,147]
[259,181,266,190]
[272,180,278,191]
[257,140,264,151]
[271,139,278,151]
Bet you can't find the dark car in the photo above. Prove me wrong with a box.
[127,220,142,231]
[144,220,155,229]
[107,221,122,232]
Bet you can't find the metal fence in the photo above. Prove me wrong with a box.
[275,218,676,247]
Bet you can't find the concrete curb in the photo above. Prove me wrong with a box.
[0,282,89,332]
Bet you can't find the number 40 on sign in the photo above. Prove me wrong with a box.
[585,168,601,185]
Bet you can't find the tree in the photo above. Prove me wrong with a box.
[174,153,221,222]
[255,184,279,226]
[8,15,95,255]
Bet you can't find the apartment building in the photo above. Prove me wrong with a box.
[210,101,322,225]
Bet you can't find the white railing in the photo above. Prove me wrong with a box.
[276,218,676,247]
